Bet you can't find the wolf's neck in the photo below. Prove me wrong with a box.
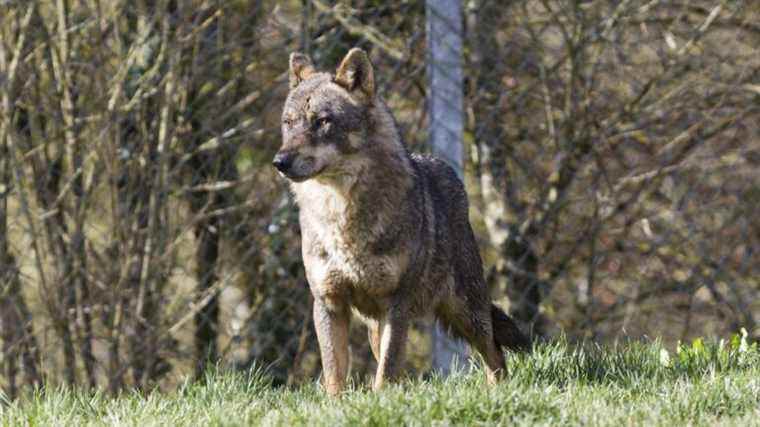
[294,148,412,216]
[293,101,414,222]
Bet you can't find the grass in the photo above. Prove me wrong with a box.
[2,334,759,426]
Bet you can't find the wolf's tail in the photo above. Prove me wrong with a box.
[491,304,531,353]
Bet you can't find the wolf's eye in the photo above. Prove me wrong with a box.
[283,118,294,127]
[316,116,331,128]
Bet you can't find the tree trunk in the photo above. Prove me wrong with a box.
[113,2,173,388]
[0,8,42,395]
[178,7,243,378]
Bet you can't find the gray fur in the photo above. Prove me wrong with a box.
[275,48,529,396]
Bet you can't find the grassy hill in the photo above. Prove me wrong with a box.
[2,335,759,426]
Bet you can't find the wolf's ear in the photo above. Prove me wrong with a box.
[289,52,316,89]
[334,48,375,100]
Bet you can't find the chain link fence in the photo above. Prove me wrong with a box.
[0,0,758,397]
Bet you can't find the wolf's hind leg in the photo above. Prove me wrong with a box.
[373,307,409,390]
[436,299,506,384]
[313,296,351,396]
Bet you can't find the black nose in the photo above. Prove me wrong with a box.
[272,152,295,173]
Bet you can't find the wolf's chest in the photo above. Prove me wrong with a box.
[304,216,400,291]
[295,180,405,296]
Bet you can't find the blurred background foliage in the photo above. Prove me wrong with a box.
[0,0,758,397]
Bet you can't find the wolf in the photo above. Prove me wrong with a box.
[274,48,530,395]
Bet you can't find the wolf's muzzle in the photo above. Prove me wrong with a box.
[272,152,296,173]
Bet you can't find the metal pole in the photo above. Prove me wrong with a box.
[426,0,469,375]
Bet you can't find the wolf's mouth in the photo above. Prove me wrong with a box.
[280,161,325,183]
[282,172,312,183]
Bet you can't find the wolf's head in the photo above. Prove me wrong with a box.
[273,48,375,182]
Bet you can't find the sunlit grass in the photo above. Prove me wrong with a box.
[2,334,759,426]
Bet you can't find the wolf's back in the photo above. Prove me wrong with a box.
[411,153,531,353]
[409,153,469,218]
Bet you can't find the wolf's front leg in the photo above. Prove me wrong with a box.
[313,296,351,396]
[373,305,410,390]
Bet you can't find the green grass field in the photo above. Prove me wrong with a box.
[2,334,759,426]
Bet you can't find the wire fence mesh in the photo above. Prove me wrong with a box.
[0,0,758,397]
